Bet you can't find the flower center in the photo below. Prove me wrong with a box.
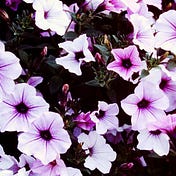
[44,11,49,19]
[75,51,85,61]
[40,130,52,141]
[150,129,161,135]
[122,59,132,69]
[50,160,57,166]
[159,79,168,90]
[95,110,105,119]
[15,102,29,114]
[137,99,149,109]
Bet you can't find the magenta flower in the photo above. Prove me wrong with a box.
[137,128,170,156]
[121,81,169,130]
[32,0,71,36]
[130,14,155,52]
[0,41,22,99]
[155,10,176,54]
[107,45,144,81]
[0,83,49,132]
[74,112,95,131]
[56,34,95,76]
[78,131,116,174]
[154,114,176,135]
[18,111,71,165]
[90,101,119,134]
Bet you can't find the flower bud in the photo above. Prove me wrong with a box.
[0,9,10,23]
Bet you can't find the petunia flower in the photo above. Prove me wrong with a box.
[141,67,176,112]
[74,112,95,131]
[56,34,95,76]
[154,10,176,54]
[31,157,68,176]
[153,114,176,141]
[90,101,119,134]
[0,170,14,176]
[18,111,71,165]
[0,145,16,170]
[129,14,155,52]
[31,157,82,176]
[18,154,36,173]
[137,128,170,156]
[0,83,49,132]
[0,41,22,100]
[126,2,154,25]
[78,131,117,174]
[121,81,169,130]
[32,0,71,36]
[107,45,144,81]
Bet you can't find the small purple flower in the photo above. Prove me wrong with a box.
[56,34,95,75]
[107,45,144,81]
[78,131,116,174]
[155,10,176,54]
[74,112,95,131]
[137,128,170,156]
[18,111,71,165]
[0,83,49,132]
[121,81,169,130]
[90,101,119,134]
[5,0,22,11]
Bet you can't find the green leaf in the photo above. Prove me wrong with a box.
[44,55,61,69]
[85,79,101,87]
[49,75,63,95]
[94,44,110,62]
[18,50,29,64]
[62,31,78,41]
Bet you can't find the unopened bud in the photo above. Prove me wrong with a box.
[104,34,112,49]
[41,46,48,57]
[62,84,69,95]
[0,9,10,23]
[95,52,105,65]
[120,162,134,170]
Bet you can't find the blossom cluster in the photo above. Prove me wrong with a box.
[1,0,176,175]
